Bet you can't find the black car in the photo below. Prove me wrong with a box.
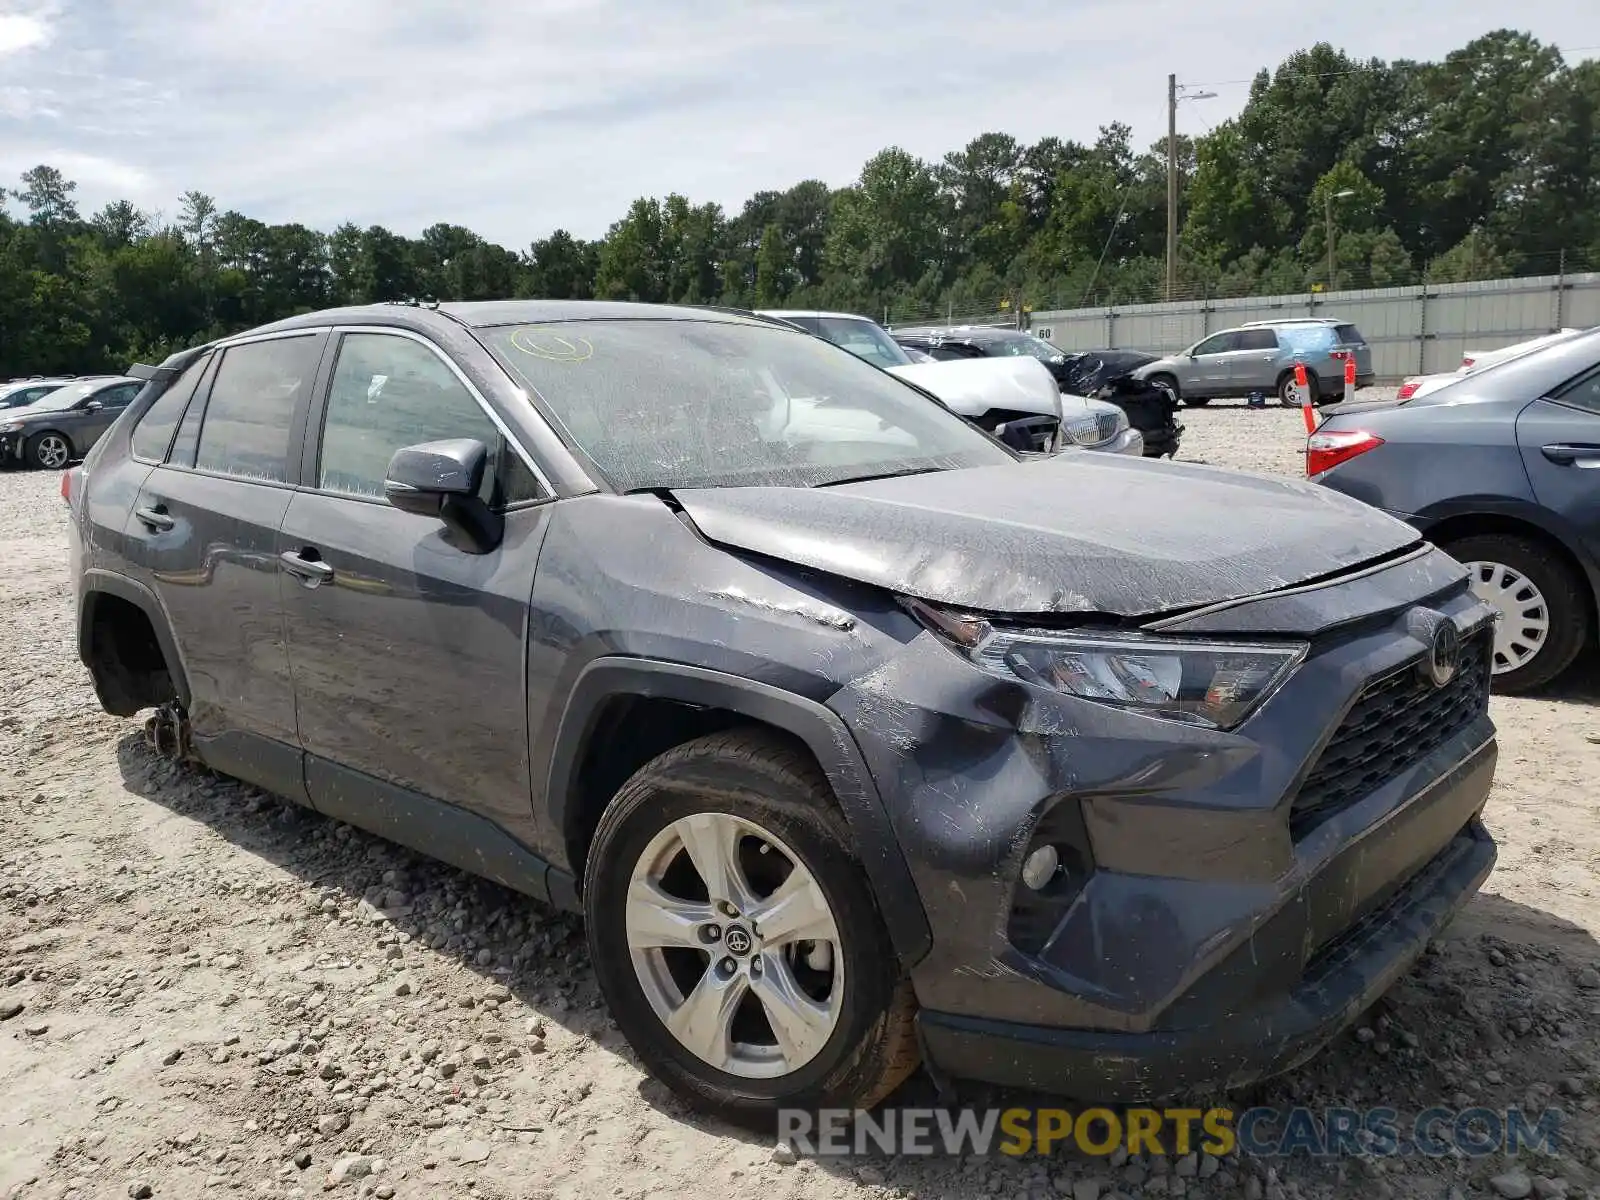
[1311,326,1600,692]
[1,376,143,468]
[68,301,1498,1119]
[892,327,1183,457]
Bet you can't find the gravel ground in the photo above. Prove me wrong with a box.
[3,406,1599,1200]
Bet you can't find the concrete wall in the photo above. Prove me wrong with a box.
[1027,272,1600,381]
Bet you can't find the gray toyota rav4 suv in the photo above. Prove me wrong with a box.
[66,301,1498,1119]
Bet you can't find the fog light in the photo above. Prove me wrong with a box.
[1021,845,1059,891]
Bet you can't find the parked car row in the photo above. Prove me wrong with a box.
[755,310,1145,457]
[66,299,1502,1122]
[884,323,1184,457]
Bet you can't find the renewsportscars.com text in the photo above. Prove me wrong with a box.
[777,1106,1564,1159]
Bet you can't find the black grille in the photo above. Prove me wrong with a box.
[1290,631,1492,837]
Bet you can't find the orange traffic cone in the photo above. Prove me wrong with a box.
[1295,362,1316,433]
[1344,355,1357,397]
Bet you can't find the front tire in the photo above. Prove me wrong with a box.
[1445,532,1590,693]
[1147,373,1181,404]
[1182,397,1211,408]
[29,431,72,470]
[583,730,919,1123]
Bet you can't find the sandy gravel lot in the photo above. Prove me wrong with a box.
[2,402,1598,1200]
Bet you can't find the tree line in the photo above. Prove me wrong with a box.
[3,29,1597,377]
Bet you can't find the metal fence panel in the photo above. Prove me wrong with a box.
[1029,272,1600,382]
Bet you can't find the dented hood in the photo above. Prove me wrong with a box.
[672,453,1422,617]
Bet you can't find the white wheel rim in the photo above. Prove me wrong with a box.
[38,436,68,468]
[626,812,843,1079]
[1466,560,1549,673]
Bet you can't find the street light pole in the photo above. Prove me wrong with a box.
[1166,74,1177,303]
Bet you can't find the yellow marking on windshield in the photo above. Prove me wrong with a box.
[509,330,594,364]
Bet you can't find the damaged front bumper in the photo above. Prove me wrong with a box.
[0,433,25,464]
[828,551,1498,1101]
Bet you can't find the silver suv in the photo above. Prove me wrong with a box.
[1136,318,1374,408]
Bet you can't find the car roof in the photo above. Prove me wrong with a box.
[755,309,875,322]
[1235,318,1342,328]
[236,300,774,337]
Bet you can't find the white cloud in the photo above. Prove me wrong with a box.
[1,0,1597,244]
[0,11,50,56]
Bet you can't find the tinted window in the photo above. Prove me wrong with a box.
[195,335,321,483]
[131,356,211,462]
[1334,324,1365,345]
[1192,332,1238,355]
[1551,364,1600,416]
[318,332,543,506]
[485,319,1013,491]
[1236,329,1278,351]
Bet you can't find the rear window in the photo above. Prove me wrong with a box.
[133,357,208,461]
[1334,324,1365,345]
[194,335,322,483]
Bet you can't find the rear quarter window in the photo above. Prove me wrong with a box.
[1279,326,1337,354]
[1334,324,1365,345]
[131,355,211,462]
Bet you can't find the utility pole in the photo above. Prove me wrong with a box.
[1325,189,1355,293]
[1166,73,1177,303]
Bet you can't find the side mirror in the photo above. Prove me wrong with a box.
[85,400,104,412]
[384,438,503,554]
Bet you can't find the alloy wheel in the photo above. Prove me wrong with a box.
[1467,559,1550,673]
[35,435,69,469]
[625,811,843,1078]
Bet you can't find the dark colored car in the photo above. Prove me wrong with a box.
[68,301,1498,1119]
[1310,326,1600,693]
[1,376,143,469]
[892,327,1183,457]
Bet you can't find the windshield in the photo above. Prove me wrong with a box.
[808,317,913,368]
[484,319,1014,491]
[24,382,98,412]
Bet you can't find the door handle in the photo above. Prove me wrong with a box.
[279,549,335,584]
[134,504,174,532]
[1541,444,1600,466]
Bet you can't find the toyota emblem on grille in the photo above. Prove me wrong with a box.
[1426,621,1461,688]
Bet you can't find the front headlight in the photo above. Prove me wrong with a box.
[0,421,21,434]
[903,600,1306,730]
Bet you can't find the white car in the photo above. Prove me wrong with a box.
[1396,328,1584,400]
[756,310,1142,456]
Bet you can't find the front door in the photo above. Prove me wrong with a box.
[1180,331,1238,396]
[1517,363,1600,569]
[278,329,555,838]
[1227,328,1282,394]
[121,331,328,796]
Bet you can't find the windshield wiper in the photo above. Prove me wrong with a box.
[817,465,947,488]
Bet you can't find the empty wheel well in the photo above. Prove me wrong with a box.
[563,696,824,889]
[83,592,177,716]
[1428,514,1598,627]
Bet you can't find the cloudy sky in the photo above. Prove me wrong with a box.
[2,0,1598,248]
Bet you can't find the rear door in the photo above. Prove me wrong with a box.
[1517,362,1600,571]
[122,330,328,796]
[1228,328,1281,393]
[1181,331,1238,395]
[278,327,555,835]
